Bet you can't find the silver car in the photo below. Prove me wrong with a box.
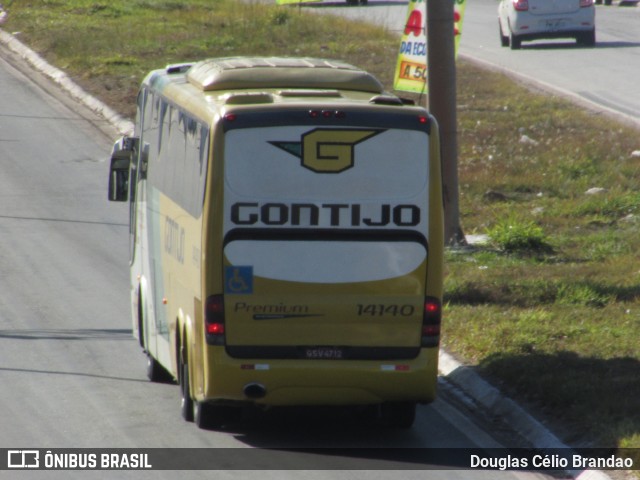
[499,0,596,49]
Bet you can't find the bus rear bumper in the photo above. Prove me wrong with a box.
[200,347,439,407]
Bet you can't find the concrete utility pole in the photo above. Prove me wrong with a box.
[427,0,465,245]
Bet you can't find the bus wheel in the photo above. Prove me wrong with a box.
[194,402,215,429]
[180,360,194,422]
[195,403,241,430]
[380,402,416,428]
[146,354,171,383]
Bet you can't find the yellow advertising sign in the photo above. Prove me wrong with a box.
[393,0,467,94]
[393,0,427,94]
[454,0,467,57]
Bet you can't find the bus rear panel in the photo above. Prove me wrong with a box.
[206,110,441,407]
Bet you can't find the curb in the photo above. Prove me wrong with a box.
[439,351,614,480]
[0,29,134,136]
[0,27,617,480]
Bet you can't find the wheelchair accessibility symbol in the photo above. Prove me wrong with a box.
[225,266,253,294]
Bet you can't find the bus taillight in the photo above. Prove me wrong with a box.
[205,295,225,346]
[421,297,441,347]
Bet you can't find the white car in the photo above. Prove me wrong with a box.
[499,0,596,49]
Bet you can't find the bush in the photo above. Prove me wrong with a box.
[487,216,552,253]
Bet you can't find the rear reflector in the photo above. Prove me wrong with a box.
[241,364,270,371]
[381,365,411,372]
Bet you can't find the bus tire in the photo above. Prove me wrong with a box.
[180,360,194,422]
[146,353,169,383]
[195,403,240,430]
[355,404,379,424]
[380,402,416,428]
[194,401,220,429]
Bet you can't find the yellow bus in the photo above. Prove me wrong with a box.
[108,57,444,429]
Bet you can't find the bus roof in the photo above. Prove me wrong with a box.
[143,57,418,121]
[186,57,384,94]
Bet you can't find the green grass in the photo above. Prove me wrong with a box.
[4,0,639,451]
[3,0,397,118]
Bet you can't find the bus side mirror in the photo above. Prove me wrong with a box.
[108,136,138,202]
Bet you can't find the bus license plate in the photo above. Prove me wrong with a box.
[305,347,344,360]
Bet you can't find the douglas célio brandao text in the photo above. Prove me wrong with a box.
[470,453,634,471]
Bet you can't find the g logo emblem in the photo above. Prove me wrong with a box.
[302,129,381,173]
[270,128,383,173]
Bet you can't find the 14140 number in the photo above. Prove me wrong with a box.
[356,304,415,316]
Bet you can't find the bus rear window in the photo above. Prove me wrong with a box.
[224,126,429,201]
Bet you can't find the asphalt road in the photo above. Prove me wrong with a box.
[0,20,558,480]
[461,0,640,126]
[313,0,640,126]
